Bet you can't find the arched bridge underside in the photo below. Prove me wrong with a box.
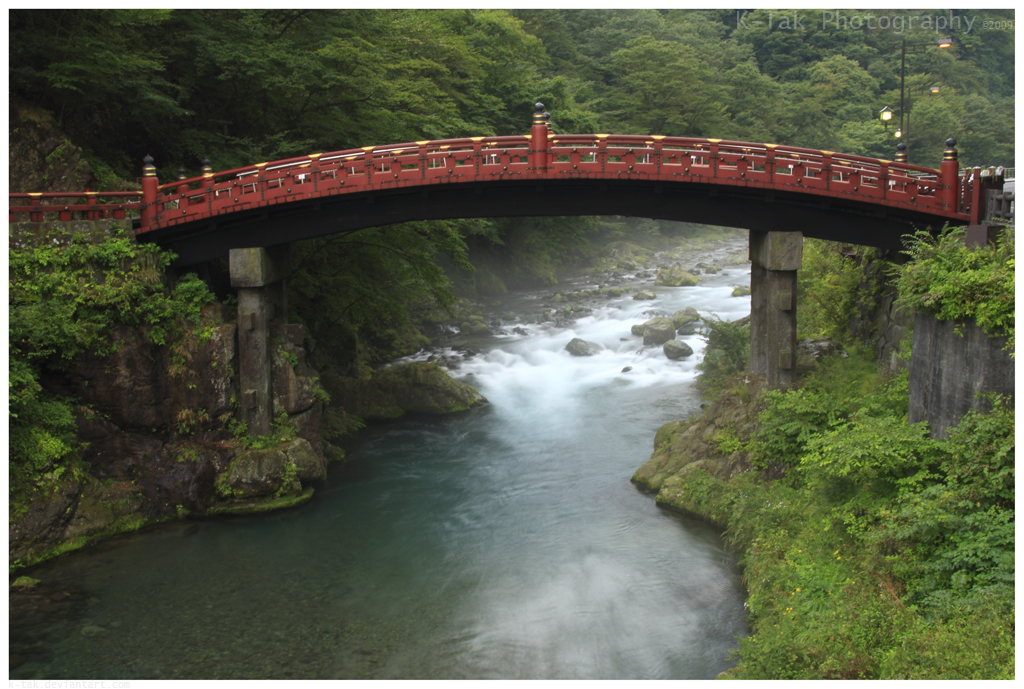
[150,173,959,267]
[122,134,975,265]
[11,130,993,432]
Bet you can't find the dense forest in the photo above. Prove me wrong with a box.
[9,9,1015,680]
[10,8,1016,368]
[11,9,1014,180]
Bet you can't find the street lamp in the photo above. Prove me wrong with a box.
[879,106,894,130]
[898,37,951,162]
[904,86,940,157]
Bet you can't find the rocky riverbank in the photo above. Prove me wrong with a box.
[9,226,742,572]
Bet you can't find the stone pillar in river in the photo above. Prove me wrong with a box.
[748,231,801,386]
[230,246,289,435]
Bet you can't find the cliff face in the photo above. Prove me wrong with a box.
[10,102,94,194]
[7,229,329,566]
[908,314,1015,438]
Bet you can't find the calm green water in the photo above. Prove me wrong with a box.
[10,242,751,679]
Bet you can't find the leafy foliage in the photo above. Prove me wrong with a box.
[710,364,1015,679]
[9,234,214,492]
[694,314,750,397]
[893,226,1014,353]
[796,238,865,341]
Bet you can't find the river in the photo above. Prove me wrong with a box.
[10,235,751,680]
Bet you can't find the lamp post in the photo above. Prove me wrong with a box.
[897,36,950,143]
[904,85,941,164]
[897,37,950,163]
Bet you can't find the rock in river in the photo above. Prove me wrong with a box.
[641,317,676,346]
[655,266,699,287]
[565,338,601,356]
[663,339,694,360]
[670,307,700,330]
[632,290,657,300]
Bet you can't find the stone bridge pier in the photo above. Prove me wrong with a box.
[229,246,289,435]
[748,231,802,386]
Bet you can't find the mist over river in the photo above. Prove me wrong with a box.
[10,236,751,680]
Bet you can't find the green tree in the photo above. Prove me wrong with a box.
[606,36,727,135]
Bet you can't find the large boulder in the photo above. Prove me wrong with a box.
[285,438,327,482]
[655,266,699,287]
[663,339,694,360]
[633,290,657,300]
[62,477,144,542]
[642,317,677,346]
[671,307,700,330]
[332,362,486,421]
[215,449,293,500]
[214,438,324,501]
[630,324,645,337]
[565,338,601,356]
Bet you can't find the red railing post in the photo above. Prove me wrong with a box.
[530,102,549,178]
[708,139,721,178]
[940,137,959,211]
[28,194,42,222]
[969,168,983,224]
[140,155,159,229]
[820,151,833,190]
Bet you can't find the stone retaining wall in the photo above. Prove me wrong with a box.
[908,313,1014,438]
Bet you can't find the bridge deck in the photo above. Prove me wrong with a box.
[12,134,988,265]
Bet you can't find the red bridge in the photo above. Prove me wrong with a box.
[10,107,1004,266]
[10,105,1013,425]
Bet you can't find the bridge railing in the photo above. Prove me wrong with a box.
[26,133,971,235]
[9,191,142,223]
[545,134,950,212]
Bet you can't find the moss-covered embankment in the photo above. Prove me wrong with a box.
[631,230,1015,678]
[8,219,486,572]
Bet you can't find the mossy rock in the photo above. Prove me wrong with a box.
[332,362,486,421]
[664,339,694,360]
[655,266,699,287]
[731,285,752,297]
[10,576,41,589]
[642,317,676,345]
[206,487,315,516]
[671,307,700,329]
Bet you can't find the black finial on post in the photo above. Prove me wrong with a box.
[533,102,546,127]
[201,158,213,177]
[177,167,187,180]
[142,154,156,177]
[943,137,958,161]
[895,142,907,163]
